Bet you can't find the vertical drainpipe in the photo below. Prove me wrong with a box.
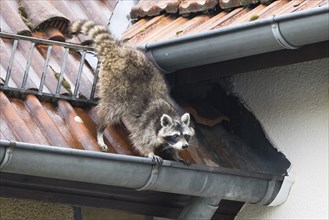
[178,196,223,220]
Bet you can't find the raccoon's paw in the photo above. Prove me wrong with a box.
[97,133,109,152]
[179,159,192,166]
[98,143,109,152]
[148,155,163,165]
[152,155,163,165]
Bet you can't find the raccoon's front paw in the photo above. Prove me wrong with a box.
[151,155,163,165]
[179,159,192,166]
[98,143,109,152]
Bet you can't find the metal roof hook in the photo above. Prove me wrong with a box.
[135,162,160,191]
[271,15,300,50]
[0,140,15,170]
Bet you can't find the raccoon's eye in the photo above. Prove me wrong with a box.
[164,134,180,143]
[184,134,191,142]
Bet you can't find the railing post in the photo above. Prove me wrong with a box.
[39,45,52,93]
[55,47,69,95]
[4,39,18,87]
[73,50,87,98]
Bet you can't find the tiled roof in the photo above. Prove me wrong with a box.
[123,0,328,44]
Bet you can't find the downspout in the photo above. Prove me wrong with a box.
[178,197,222,220]
[142,6,329,73]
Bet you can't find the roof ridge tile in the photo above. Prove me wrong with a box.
[179,0,219,16]
[20,0,69,33]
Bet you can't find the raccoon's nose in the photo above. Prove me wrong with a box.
[182,144,188,149]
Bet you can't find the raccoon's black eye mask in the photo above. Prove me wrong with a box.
[163,134,180,143]
[164,134,191,143]
[184,134,191,142]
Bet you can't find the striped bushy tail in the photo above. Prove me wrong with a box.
[68,20,116,57]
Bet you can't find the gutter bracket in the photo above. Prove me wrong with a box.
[136,163,160,191]
[271,16,300,50]
[0,140,15,170]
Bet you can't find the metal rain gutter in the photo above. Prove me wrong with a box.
[143,5,329,73]
[0,139,293,219]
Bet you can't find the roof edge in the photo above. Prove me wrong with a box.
[0,139,286,205]
[143,5,329,73]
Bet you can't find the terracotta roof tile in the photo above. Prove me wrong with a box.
[78,0,113,26]
[57,100,101,151]
[24,94,69,147]
[219,0,260,9]
[131,0,181,19]
[229,3,267,25]
[0,92,38,144]
[251,0,290,18]
[139,16,190,44]
[179,0,218,15]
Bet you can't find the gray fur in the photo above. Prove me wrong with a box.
[69,20,194,164]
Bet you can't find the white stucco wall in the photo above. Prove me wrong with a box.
[230,58,328,220]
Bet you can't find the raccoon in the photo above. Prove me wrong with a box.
[69,20,195,165]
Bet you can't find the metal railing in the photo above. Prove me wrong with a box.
[0,32,99,105]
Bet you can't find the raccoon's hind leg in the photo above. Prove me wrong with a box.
[97,122,109,152]
[96,102,122,152]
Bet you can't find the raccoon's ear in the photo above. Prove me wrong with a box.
[181,113,190,126]
[161,114,173,127]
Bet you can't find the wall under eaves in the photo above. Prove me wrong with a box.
[229,58,328,219]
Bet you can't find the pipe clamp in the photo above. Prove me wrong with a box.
[136,163,160,191]
[0,141,15,170]
[272,16,299,50]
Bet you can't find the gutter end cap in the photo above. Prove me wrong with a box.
[268,170,295,206]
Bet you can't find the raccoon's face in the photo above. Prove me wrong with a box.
[158,113,195,150]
